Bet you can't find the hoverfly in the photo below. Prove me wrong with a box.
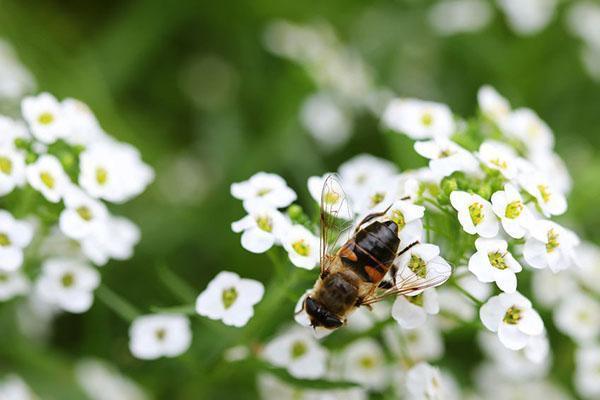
[299,174,451,330]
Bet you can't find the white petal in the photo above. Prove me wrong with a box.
[498,323,528,350]
[240,229,274,253]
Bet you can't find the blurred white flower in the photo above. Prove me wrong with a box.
[392,289,439,329]
[59,186,108,240]
[468,238,522,293]
[575,345,600,399]
[25,154,70,203]
[21,92,67,144]
[500,108,554,153]
[231,172,296,210]
[523,220,579,273]
[80,215,140,266]
[0,269,29,301]
[574,242,600,293]
[414,137,479,178]
[129,314,192,360]
[497,0,557,36]
[450,191,499,238]
[480,291,544,350]
[428,0,492,36]
[478,85,511,123]
[405,362,458,400]
[0,374,38,400]
[383,320,444,362]
[35,258,100,313]
[0,116,30,148]
[0,40,35,100]
[282,225,320,270]
[338,154,397,201]
[395,243,452,294]
[231,199,290,254]
[566,1,600,50]
[529,150,572,195]
[300,92,352,150]
[79,141,154,204]
[520,173,567,217]
[0,210,33,271]
[262,326,328,379]
[257,373,367,400]
[61,98,108,146]
[477,141,519,179]
[307,174,353,220]
[340,338,388,390]
[345,302,390,332]
[75,358,148,400]
[491,183,531,239]
[0,146,25,196]
[383,98,455,140]
[195,271,264,327]
[532,268,578,308]
[554,291,600,343]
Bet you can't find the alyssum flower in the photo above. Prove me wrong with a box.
[231,172,296,210]
[450,191,499,238]
[129,314,192,360]
[468,238,522,293]
[0,210,33,271]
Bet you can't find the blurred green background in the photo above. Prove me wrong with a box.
[1,0,599,398]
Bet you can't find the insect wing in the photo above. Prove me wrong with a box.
[319,174,354,275]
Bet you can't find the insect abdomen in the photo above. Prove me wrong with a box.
[340,221,400,283]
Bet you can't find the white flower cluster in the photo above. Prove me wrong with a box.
[0,39,35,101]
[0,92,153,316]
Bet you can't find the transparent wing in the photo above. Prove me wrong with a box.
[362,255,452,305]
[320,174,354,276]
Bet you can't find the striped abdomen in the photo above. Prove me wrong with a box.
[339,220,400,284]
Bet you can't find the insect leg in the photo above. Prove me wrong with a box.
[354,204,393,233]
[398,241,419,257]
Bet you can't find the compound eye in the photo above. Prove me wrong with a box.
[323,315,343,329]
[304,296,319,317]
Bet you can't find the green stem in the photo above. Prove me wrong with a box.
[96,284,141,322]
[157,263,197,303]
[150,304,196,315]
[450,281,483,306]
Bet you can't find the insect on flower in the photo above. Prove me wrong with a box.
[298,174,451,331]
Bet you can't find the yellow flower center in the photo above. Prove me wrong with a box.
[255,215,273,233]
[370,192,385,207]
[96,167,108,185]
[0,232,10,247]
[468,202,484,226]
[256,187,271,196]
[37,112,54,125]
[503,305,522,325]
[391,210,406,229]
[292,240,310,256]
[155,328,167,341]
[438,149,454,158]
[61,272,75,288]
[0,156,12,175]
[537,184,551,203]
[408,255,427,278]
[76,206,93,221]
[488,252,508,270]
[40,171,55,189]
[407,293,424,306]
[546,229,560,253]
[291,340,307,359]
[221,287,238,309]
[490,158,508,170]
[421,112,433,127]
[323,190,340,205]
[505,200,523,219]
[359,356,376,370]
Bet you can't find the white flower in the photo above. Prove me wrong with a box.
[491,183,532,239]
[405,362,457,400]
[21,92,67,144]
[0,211,33,271]
[262,326,328,379]
[383,98,455,139]
[523,220,579,272]
[35,258,99,313]
[79,141,154,204]
[300,92,352,150]
[477,141,519,179]
[0,39,35,100]
[282,225,320,269]
[497,0,557,36]
[531,268,577,308]
[575,345,600,399]
[428,0,492,36]
[450,191,499,238]
[0,116,30,148]
[129,314,192,360]
[0,146,25,196]
[340,338,388,390]
[396,243,452,294]
[392,289,439,329]
[195,271,264,327]
[80,215,141,266]
[384,199,425,245]
[59,187,108,240]
[346,302,390,332]
[61,98,108,146]
[574,242,600,293]
[414,137,479,178]
[480,291,544,350]
[25,154,70,203]
[567,2,600,49]
[500,108,554,152]
[75,358,148,400]
[231,172,296,209]
[231,200,290,254]
[307,174,353,220]
[519,173,566,217]
[338,154,397,201]
[554,291,600,343]
[468,238,522,293]
[0,269,29,301]
[384,320,444,362]
[0,374,38,400]
[478,85,511,123]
